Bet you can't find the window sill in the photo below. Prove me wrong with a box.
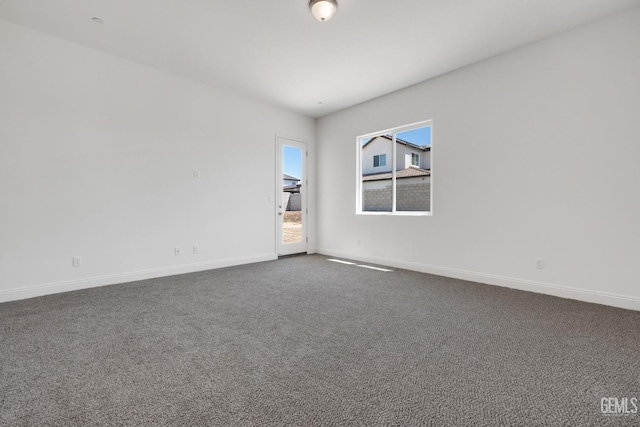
[356,211,432,217]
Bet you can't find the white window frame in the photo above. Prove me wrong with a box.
[356,119,433,216]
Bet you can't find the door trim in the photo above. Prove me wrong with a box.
[276,134,308,256]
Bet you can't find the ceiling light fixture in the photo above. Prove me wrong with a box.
[92,17,103,24]
[309,0,337,22]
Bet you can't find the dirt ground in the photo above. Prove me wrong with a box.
[283,211,302,243]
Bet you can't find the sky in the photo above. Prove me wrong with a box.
[283,145,302,180]
[397,126,431,146]
[361,125,431,146]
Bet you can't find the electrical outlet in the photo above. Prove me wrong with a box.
[193,170,200,179]
[175,247,182,256]
[193,246,199,255]
[536,258,545,269]
[72,256,82,267]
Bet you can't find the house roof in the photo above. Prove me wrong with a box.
[362,167,431,182]
[283,174,300,181]
[283,184,301,193]
[362,135,431,152]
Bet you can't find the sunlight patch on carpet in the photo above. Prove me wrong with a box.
[327,258,393,272]
[356,264,393,272]
[327,259,356,265]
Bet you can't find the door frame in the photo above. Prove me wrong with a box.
[276,135,308,256]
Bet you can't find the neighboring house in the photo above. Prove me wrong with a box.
[361,135,431,176]
[283,173,301,195]
[362,167,431,188]
[283,174,300,187]
[361,135,431,211]
[283,174,302,211]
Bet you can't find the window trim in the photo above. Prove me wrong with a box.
[373,153,386,168]
[411,153,420,167]
[356,119,433,216]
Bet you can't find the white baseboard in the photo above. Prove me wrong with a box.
[316,248,640,312]
[0,253,277,303]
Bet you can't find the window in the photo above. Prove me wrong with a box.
[358,120,432,215]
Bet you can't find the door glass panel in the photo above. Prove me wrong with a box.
[282,145,303,244]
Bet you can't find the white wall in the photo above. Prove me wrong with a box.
[398,146,412,170]
[316,8,640,310]
[0,20,315,302]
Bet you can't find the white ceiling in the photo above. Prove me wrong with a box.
[1,0,639,118]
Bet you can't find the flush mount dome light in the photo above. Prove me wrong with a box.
[309,0,337,22]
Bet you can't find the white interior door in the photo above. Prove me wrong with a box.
[277,137,307,256]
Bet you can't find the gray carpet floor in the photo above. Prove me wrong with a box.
[1,255,639,426]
